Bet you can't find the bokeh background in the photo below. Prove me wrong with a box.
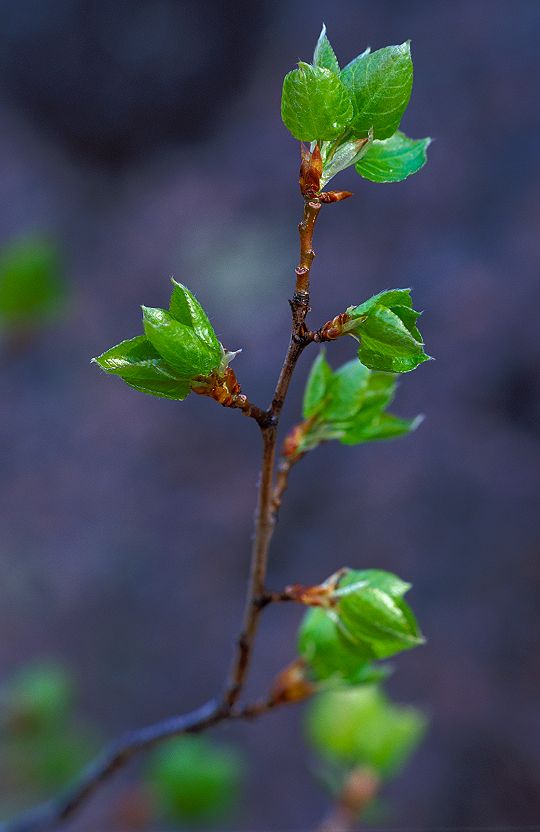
[1,0,540,828]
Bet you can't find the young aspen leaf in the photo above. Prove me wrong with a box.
[298,607,390,685]
[302,351,333,418]
[93,281,235,400]
[342,288,429,373]
[341,42,413,139]
[319,137,370,188]
[313,24,340,75]
[306,685,427,778]
[288,354,420,458]
[335,570,423,659]
[298,568,423,682]
[357,131,431,183]
[281,62,353,142]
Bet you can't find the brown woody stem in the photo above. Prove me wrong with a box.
[224,195,321,706]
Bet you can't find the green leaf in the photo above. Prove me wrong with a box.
[294,355,420,456]
[356,306,429,373]
[298,608,378,684]
[169,280,221,355]
[281,62,353,142]
[313,24,340,75]
[338,569,411,599]
[6,663,74,732]
[323,360,370,422]
[320,138,370,188]
[341,42,413,139]
[347,289,429,373]
[92,336,192,401]
[336,574,424,659]
[123,377,191,401]
[142,306,221,377]
[357,131,431,183]
[303,352,333,418]
[0,237,66,325]
[306,685,427,778]
[146,735,244,824]
[93,336,184,381]
[342,413,422,445]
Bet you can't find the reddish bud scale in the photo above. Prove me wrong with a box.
[193,367,242,407]
[270,659,315,705]
[319,190,353,203]
[319,312,352,340]
[284,568,348,607]
[281,423,306,458]
[299,143,323,198]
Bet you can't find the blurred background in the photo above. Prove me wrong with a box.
[1,0,539,828]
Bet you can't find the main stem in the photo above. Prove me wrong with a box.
[224,197,321,706]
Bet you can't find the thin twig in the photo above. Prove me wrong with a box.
[3,196,323,831]
[318,768,380,832]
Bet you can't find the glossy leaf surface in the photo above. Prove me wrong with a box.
[281,62,353,141]
[341,42,413,139]
[313,24,340,75]
[348,289,429,373]
[293,354,420,456]
[357,131,430,183]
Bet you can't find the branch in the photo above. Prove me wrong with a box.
[223,195,321,706]
[4,194,324,831]
[0,693,306,832]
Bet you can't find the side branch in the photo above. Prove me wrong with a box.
[1,693,304,832]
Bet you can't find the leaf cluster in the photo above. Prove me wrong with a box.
[298,569,423,684]
[281,26,430,186]
[93,280,237,401]
[295,352,421,457]
[306,684,427,779]
[344,288,430,373]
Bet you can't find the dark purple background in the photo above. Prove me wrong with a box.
[1,0,540,828]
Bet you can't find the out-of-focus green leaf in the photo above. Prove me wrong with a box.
[5,663,74,732]
[0,238,65,325]
[313,24,340,75]
[341,43,413,139]
[281,62,353,141]
[306,685,427,778]
[7,728,97,791]
[146,735,244,824]
[357,131,431,183]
